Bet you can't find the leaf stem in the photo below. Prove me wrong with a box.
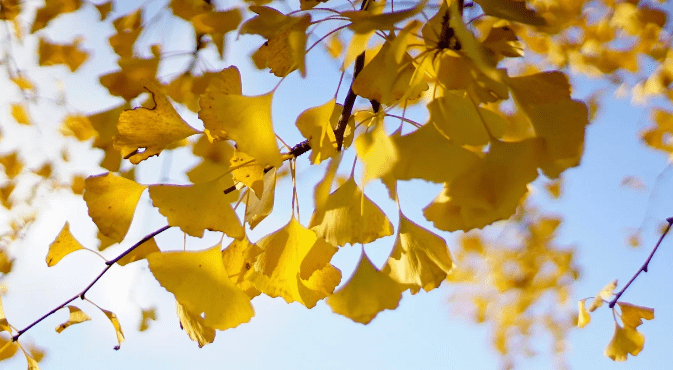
[12,225,171,342]
[608,217,673,308]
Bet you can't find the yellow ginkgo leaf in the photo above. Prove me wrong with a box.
[604,323,646,361]
[95,1,112,20]
[176,301,215,347]
[61,115,96,141]
[116,238,160,266]
[0,295,11,333]
[245,217,339,308]
[355,118,398,184]
[244,168,276,229]
[0,152,22,179]
[191,10,242,58]
[46,222,85,267]
[10,76,34,91]
[473,0,546,26]
[239,6,298,38]
[222,238,262,298]
[617,302,654,329]
[327,250,402,324]
[99,308,124,350]
[55,305,91,333]
[38,37,88,72]
[83,172,147,242]
[577,299,591,328]
[588,279,617,312]
[138,307,156,332]
[99,45,160,100]
[147,246,254,330]
[31,0,81,33]
[343,0,425,34]
[22,348,40,370]
[114,81,200,164]
[149,176,243,239]
[508,71,589,178]
[0,334,18,361]
[382,212,454,294]
[309,177,393,247]
[231,151,265,197]
[251,14,310,77]
[108,9,142,59]
[10,104,30,125]
[295,99,339,164]
[199,68,282,168]
[170,0,212,20]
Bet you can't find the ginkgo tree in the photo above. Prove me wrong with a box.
[0,0,671,368]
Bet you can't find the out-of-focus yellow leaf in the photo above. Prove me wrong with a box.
[342,1,425,34]
[55,305,91,333]
[46,222,85,267]
[22,348,40,370]
[244,168,276,229]
[588,279,617,312]
[114,81,199,164]
[251,14,310,77]
[176,301,215,347]
[617,302,654,329]
[577,299,590,328]
[0,0,21,21]
[355,118,397,184]
[99,45,160,100]
[191,10,242,58]
[170,0,212,20]
[222,237,262,298]
[482,25,525,58]
[199,68,281,168]
[83,172,147,242]
[326,33,343,58]
[10,76,33,90]
[148,246,254,330]
[0,334,18,361]
[473,0,546,26]
[117,238,160,266]
[99,308,124,350]
[0,152,22,179]
[10,104,30,125]
[245,217,339,308]
[382,212,454,294]
[108,9,142,59]
[296,99,339,164]
[38,37,88,72]
[0,295,10,333]
[604,323,645,361]
[310,177,393,247]
[31,0,81,33]
[545,179,562,198]
[327,250,402,324]
[95,1,112,20]
[149,176,243,239]
[231,151,265,197]
[61,115,96,141]
[138,307,156,332]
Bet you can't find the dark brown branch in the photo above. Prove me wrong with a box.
[608,217,673,308]
[12,225,171,342]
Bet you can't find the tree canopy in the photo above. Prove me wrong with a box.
[0,0,671,368]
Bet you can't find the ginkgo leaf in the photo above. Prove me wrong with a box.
[508,71,589,178]
[0,295,10,333]
[296,99,339,164]
[473,0,546,26]
[148,246,254,330]
[0,152,22,179]
[170,0,212,20]
[482,25,525,58]
[222,237,262,298]
[46,222,85,267]
[382,211,454,294]
[114,81,200,164]
[309,177,393,247]
[191,10,242,58]
[22,347,40,370]
[588,279,617,312]
[0,335,18,361]
[31,0,81,33]
[10,104,30,125]
[116,238,160,266]
[604,323,646,361]
[149,176,243,239]
[108,9,142,59]
[251,14,310,77]
[343,0,425,34]
[38,37,88,72]
[176,301,215,347]
[617,302,654,329]
[138,307,156,331]
[577,299,591,328]
[84,172,147,242]
[60,115,96,141]
[95,1,113,20]
[99,45,160,100]
[245,217,339,308]
[10,76,34,91]
[231,151,265,197]
[327,250,402,324]
[355,118,398,183]
[55,305,91,333]
[199,67,282,168]
[424,139,541,232]
[99,308,124,350]
[244,168,276,229]
[0,0,21,21]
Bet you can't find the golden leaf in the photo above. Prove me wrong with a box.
[22,348,40,370]
[354,118,398,184]
[231,151,265,197]
[327,251,402,324]
[148,246,254,330]
[191,10,242,58]
[31,0,81,33]
[46,222,85,267]
[61,115,96,141]
[577,299,591,328]
[251,14,310,77]
[99,308,124,350]
[38,37,88,72]
[170,0,212,20]
[588,279,617,312]
[114,81,200,164]
[473,0,546,26]
[382,212,454,294]
[116,238,160,266]
[245,217,340,308]
[617,302,654,329]
[83,172,147,242]
[309,177,393,247]
[244,168,276,229]
[0,152,22,179]
[55,305,91,333]
[295,99,339,164]
[138,307,156,332]
[10,76,33,90]
[99,45,160,100]
[95,1,113,20]
[10,103,30,126]
[222,237,262,298]
[176,301,215,347]
[604,323,646,361]
[0,0,21,21]
[0,295,10,333]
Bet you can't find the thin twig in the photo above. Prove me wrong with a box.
[12,225,171,341]
[608,217,673,308]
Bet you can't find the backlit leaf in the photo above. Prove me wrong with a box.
[577,299,591,328]
[99,308,124,350]
[148,246,254,330]
[10,104,30,125]
[617,302,654,329]
[38,37,88,72]
[604,323,645,361]
[355,118,398,183]
[99,45,160,100]
[191,10,242,58]
[55,306,91,333]
[295,99,339,164]
[473,0,546,26]
[231,151,265,197]
[116,238,160,266]
[138,307,156,332]
[31,0,81,33]
[251,14,310,77]
[244,168,276,229]
[46,222,85,267]
[588,279,617,312]
[0,295,10,333]
[176,301,215,347]
[222,237,262,298]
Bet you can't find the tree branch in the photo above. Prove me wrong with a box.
[608,217,673,308]
[12,225,171,342]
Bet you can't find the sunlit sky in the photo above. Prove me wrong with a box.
[2,0,673,369]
